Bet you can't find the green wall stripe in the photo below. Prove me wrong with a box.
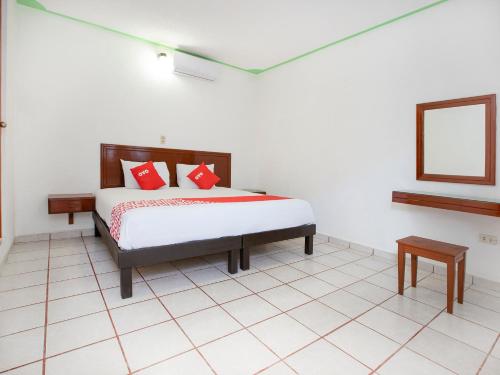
[17,0,448,75]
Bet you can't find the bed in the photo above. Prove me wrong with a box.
[94,143,316,298]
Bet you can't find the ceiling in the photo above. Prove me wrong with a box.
[20,0,447,74]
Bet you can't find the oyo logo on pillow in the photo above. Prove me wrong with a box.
[138,169,150,177]
[194,172,204,180]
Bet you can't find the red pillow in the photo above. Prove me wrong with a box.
[187,162,220,189]
[130,161,166,190]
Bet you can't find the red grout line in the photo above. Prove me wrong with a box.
[477,333,500,374]
[81,236,133,375]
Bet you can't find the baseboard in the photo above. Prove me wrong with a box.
[319,233,500,291]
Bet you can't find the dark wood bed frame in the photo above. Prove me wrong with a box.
[95,143,315,298]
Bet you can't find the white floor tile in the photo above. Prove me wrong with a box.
[222,295,280,327]
[0,271,47,292]
[381,295,441,325]
[50,254,89,269]
[355,257,394,271]
[366,273,409,293]
[356,307,422,344]
[96,269,142,290]
[50,246,87,258]
[48,291,105,324]
[0,327,44,372]
[110,299,171,334]
[288,301,349,336]
[464,289,500,313]
[289,260,330,275]
[102,282,155,309]
[176,306,242,346]
[46,311,115,356]
[48,276,98,300]
[184,267,230,286]
[286,339,369,374]
[481,356,500,375]
[237,272,283,292]
[136,350,213,375]
[7,250,49,264]
[0,284,46,311]
[199,330,278,375]
[251,255,285,271]
[429,312,497,352]
[265,265,308,283]
[45,338,128,375]
[378,348,454,375]
[326,321,399,369]
[336,263,378,279]
[120,321,193,371]
[312,254,350,268]
[249,314,318,358]
[259,362,295,375]
[406,328,486,375]
[492,340,500,359]
[160,288,216,318]
[315,269,360,288]
[148,274,195,296]
[453,302,500,331]
[0,303,45,337]
[11,241,49,253]
[49,264,94,283]
[51,238,84,248]
[404,286,447,309]
[92,260,119,274]
[344,280,395,304]
[173,257,211,272]
[137,262,179,281]
[201,279,252,304]
[259,285,312,311]
[87,250,112,262]
[2,361,43,375]
[269,251,305,264]
[0,259,48,277]
[289,276,338,298]
[334,250,367,262]
[319,290,375,318]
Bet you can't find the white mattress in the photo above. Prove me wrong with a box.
[95,187,315,250]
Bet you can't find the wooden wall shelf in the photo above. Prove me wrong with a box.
[392,191,500,217]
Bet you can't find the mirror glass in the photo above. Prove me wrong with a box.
[423,104,485,176]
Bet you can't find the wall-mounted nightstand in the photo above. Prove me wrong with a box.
[241,188,266,195]
[48,194,96,224]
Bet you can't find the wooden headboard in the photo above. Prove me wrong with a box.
[100,144,231,189]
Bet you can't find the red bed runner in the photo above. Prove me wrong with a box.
[110,195,289,242]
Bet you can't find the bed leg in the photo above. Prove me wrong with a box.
[240,248,250,270]
[120,267,132,299]
[228,249,238,274]
[305,235,313,255]
[94,224,101,237]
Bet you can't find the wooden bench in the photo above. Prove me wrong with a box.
[396,236,468,314]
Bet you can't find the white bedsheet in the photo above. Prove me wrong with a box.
[95,187,315,250]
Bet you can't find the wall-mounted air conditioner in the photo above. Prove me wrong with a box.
[174,52,221,81]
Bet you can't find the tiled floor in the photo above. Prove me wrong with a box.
[1,236,499,374]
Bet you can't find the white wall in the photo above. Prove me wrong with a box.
[0,0,17,263]
[256,0,500,282]
[10,4,259,236]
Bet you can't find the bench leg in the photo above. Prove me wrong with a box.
[228,249,238,274]
[240,248,250,270]
[447,261,455,314]
[120,267,132,299]
[457,254,466,304]
[305,235,313,255]
[94,224,101,237]
[398,247,405,295]
[411,254,418,287]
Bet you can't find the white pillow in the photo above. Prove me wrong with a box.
[120,160,170,189]
[176,163,215,189]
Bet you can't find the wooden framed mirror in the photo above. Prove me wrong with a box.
[416,94,496,185]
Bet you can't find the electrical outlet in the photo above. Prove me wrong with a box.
[160,135,166,145]
[479,233,498,245]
